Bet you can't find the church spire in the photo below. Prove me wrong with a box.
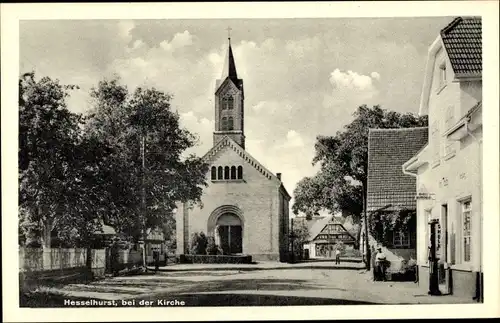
[221,27,238,81]
[213,27,245,149]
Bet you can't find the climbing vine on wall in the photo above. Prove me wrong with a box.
[368,208,416,246]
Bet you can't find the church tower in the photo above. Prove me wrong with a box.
[213,33,245,149]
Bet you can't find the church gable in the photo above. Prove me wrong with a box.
[204,136,276,181]
[215,77,243,97]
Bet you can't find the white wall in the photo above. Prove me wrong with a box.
[176,144,282,257]
[416,43,482,273]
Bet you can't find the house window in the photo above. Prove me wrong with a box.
[393,230,410,248]
[228,117,234,130]
[230,166,237,179]
[211,166,217,180]
[462,199,472,263]
[217,166,223,180]
[224,166,230,180]
[237,166,243,179]
[439,63,447,88]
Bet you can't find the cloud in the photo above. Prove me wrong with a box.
[246,129,317,201]
[160,30,194,52]
[285,36,321,59]
[117,20,135,41]
[251,100,294,114]
[282,130,305,149]
[178,111,214,156]
[329,68,379,92]
[131,39,145,50]
[370,71,381,80]
[323,68,381,115]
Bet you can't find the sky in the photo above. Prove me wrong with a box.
[19,17,455,213]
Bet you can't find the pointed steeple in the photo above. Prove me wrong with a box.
[213,28,245,149]
[221,31,238,81]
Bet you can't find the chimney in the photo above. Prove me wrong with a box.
[276,173,282,181]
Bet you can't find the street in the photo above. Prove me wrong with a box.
[23,267,473,307]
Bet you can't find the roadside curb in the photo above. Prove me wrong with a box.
[147,265,366,272]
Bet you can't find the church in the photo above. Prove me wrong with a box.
[175,35,291,262]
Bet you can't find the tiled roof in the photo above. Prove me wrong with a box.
[367,127,428,212]
[440,17,482,76]
[309,216,334,240]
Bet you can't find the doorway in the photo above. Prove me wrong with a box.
[216,213,243,254]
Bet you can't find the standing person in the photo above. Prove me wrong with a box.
[335,248,341,265]
[375,247,387,281]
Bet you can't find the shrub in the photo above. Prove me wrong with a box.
[182,254,252,264]
[190,231,208,255]
[206,236,222,255]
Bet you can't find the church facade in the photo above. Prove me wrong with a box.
[175,37,291,262]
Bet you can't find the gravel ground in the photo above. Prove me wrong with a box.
[21,268,474,307]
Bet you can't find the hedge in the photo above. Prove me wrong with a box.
[179,254,252,264]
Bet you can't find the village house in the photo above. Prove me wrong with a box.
[402,17,482,300]
[302,215,357,259]
[293,212,358,260]
[361,127,428,277]
[175,36,291,262]
[144,227,167,265]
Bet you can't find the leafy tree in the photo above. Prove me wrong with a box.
[341,215,361,247]
[161,211,177,251]
[85,78,209,250]
[292,105,428,233]
[369,208,416,247]
[291,219,310,257]
[62,133,117,269]
[18,72,84,249]
[19,72,117,273]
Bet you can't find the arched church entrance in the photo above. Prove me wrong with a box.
[208,205,244,255]
[216,213,242,254]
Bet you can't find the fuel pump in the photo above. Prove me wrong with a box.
[428,219,442,295]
